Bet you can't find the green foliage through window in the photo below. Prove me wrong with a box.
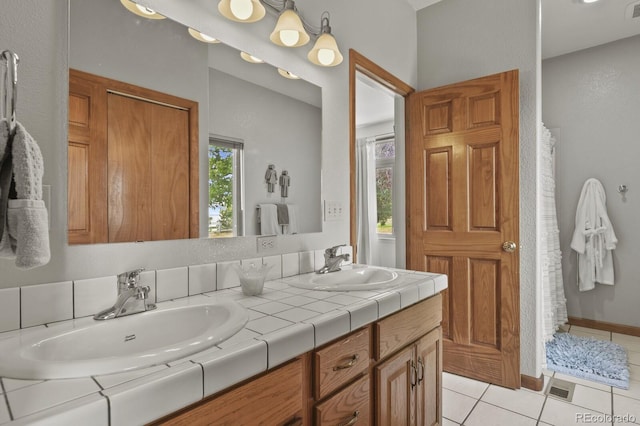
[209,145,233,235]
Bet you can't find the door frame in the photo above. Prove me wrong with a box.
[348,49,414,260]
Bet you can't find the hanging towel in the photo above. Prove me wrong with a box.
[0,120,50,269]
[258,203,281,235]
[276,203,289,225]
[570,178,617,291]
[284,204,298,235]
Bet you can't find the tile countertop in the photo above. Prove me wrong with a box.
[0,268,447,426]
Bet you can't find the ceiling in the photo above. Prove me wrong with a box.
[357,0,640,127]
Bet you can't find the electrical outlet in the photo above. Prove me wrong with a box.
[257,236,277,253]
[324,200,344,221]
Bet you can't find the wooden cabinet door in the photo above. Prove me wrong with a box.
[407,70,520,388]
[157,359,304,426]
[415,328,442,426]
[375,345,414,426]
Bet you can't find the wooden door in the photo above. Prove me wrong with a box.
[407,70,520,388]
[375,345,414,426]
[415,328,442,426]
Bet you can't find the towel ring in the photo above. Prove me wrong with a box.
[1,50,19,138]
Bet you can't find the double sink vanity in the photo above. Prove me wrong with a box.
[0,259,446,425]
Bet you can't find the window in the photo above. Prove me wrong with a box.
[208,138,244,238]
[375,138,395,236]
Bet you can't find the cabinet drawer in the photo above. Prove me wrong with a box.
[314,327,371,400]
[314,375,370,426]
[375,294,442,361]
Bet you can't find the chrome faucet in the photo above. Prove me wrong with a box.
[94,268,156,320]
[317,244,350,274]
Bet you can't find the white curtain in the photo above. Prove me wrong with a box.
[356,138,377,265]
[541,125,568,342]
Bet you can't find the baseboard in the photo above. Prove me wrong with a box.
[521,373,544,392]
[568,316,640,337]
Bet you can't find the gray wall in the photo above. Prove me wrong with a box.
[543,35,640,327]
[209,69,321,236]
[416,0,540,377]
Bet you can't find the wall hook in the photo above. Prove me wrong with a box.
[617,184,628,202]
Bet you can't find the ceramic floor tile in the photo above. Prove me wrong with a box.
[614,379,640,400]
[442,418,460,426]
[568,384,612,415]
[465,401,537,426]
[245,316,293,334]
[274,307,320,322]
[628,351,640,366]
[7,378,101,418]
[570,330,612,341]
[250,301,291,315]
[553,372,612,392]
[442,372,489,399]
[304,300,343,314]
[540,397,610,425]
[613,334,640,352]
[570,326,611,337]
[442,388,477,424]
[481,384,545,418]
[613,394,640,422]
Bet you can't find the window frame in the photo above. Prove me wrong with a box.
[374,138,396,239]
[208,136,245,237]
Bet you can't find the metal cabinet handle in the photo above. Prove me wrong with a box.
[417,357,425,385]
[502,241,517,253]
[333,354,359,371]
[338,410,360,426]
[410,361,417,390]
[282,417,303,426]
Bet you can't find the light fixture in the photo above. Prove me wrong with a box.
[218,0,265,23]
[581,0,600,3]
[277,68,300,79]
[240,52,264,64]
[307,13,343,67]
[119,0,166,19]
[270,0,310,47]
[188,28,220,44]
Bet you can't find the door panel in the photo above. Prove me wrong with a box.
[408,70,520,388]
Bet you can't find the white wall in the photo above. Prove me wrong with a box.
[416,0,540,377]
[0,0,417,287]
[543,35,640,327]
[209,69,321,235]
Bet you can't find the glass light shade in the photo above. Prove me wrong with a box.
[240,52,264,64]
[120,0,166,19]
[218,0,265,23]
[308,33,343,66]
[188,28,220,44]
[270,9,310,47]
[277,68,300,79]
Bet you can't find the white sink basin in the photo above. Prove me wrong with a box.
[287,264,399,291]
[0,301,248,380]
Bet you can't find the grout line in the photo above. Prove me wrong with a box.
[91,376,104,391]
[459,385,490,425]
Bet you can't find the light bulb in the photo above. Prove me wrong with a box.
[317,49,335,66]
[279,30,300,47]
[199,32,217,42]
[230,0,253,20]
[135,4,157,15]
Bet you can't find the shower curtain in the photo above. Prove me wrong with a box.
[356,138,376,264]
[541,125,568,342]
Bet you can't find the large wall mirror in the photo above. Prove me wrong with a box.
[68,0,322,245]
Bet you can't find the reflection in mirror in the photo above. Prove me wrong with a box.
[68,0,322,244]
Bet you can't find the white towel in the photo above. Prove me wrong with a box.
[284,204,298,235]
[259,204,281,235]
[0,121,50,269]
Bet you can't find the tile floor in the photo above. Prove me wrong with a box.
[443,325,640,426]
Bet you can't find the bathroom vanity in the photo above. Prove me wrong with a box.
[0,265,446,425]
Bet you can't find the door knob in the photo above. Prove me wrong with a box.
[502,241,517,253]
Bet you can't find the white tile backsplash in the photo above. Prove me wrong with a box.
[262,255,282,280]
[188,263,217,295]
[0,287,20,332]
[139,270,156,303]
[314,250,325,271]
[21,281,73,328]
[156,267,189,302]
[282,253,299,277]
[73,276,116,319]
[6,378,101,418]
[217,260,241,289]
[102,362,202,426]
[299,251,315,274]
